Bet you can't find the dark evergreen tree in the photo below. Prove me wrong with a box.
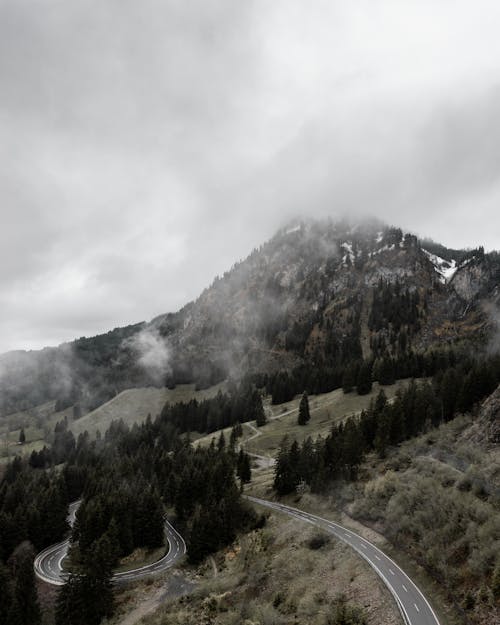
[377,356,396,385]
[356,362,373,395]
[342,362,358,394]
[254,394,267,427]
[274,439,291,495]
[229,422,242,449]
[18,428,26,445]
[56,532,116,625]
[374,408,391,458]
[55,574,86,625]
[298,391,311,425]
[0,562,12,618]
[7,542,40,625]
[217,431,226,451]
[236,449,251,486]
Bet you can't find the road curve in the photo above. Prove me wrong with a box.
[246,496,441,625]
[34,501,186,586]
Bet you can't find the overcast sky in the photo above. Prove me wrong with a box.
[1,1,500,353]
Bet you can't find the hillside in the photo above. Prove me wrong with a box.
[346,387,500,625]
[1,217,499,420]
[70,383,225,438]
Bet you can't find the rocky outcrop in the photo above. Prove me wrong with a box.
[451,259,492,303]
[477,385,500,444]
[464,384,500,446]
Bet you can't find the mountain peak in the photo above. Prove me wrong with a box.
[1,217,499,417]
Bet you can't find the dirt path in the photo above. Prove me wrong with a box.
[116,572,195,625]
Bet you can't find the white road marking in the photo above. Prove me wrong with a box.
[35,503,185,585]
[245,496,442,625]
[389,568,395,575]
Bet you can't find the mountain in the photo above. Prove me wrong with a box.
[1,217,499,417]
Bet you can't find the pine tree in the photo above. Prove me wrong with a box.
[7,542,41,625]
[274,439,292,495]
[440,368,458,421]
[378,356,395,385]
[341,418,364,479]
[18,428,26,445]
[342,363,357,394]
[55,574,86,625]
[236,449,251,486]
[273,438,300,495]
[356,362,373,395]
[254,393,267,427]
[217,431,226,451]
[56,529,117,625]
[298,437,315,485]
[187,508,206,564]
[229,424,238,449]
[298,391,311,425]
[374,409,391,458]
[0,562,12,618]
[137,491,164,549]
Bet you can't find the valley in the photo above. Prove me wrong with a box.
[0,219,498,625]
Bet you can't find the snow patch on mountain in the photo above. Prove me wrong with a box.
[423,249,457,283]
[341,242,355,265]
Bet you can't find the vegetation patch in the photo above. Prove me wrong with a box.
[133,513,396,625]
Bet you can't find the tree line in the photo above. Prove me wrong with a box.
[0,387,258,625]
[160,384,266,433]
[262,344,492,404]
[274,354,500,495]
[54,418,257,625]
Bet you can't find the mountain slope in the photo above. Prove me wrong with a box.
[158,218,499,381]
[1,217,499,418]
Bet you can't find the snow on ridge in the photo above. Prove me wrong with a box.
[372,243,397,255]
[423,249,457,283]
[341,242,355,265]
[285,224,302,235]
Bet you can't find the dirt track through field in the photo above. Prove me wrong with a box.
[116,572,195,625]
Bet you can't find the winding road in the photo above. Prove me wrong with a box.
[246,496,441,625]
[34,494,441,624]
[34,501,186,586]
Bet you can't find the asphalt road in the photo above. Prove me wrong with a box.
[246,496,441,625]
[34,501,186,586]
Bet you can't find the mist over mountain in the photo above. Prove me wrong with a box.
[1,217,499,417]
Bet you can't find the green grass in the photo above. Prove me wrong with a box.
[0,383,227,464]
[244,379,416,458]
[71,383,226,438]
[0,439,47,464]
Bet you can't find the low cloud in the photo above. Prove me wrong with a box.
[125,327,171,385]
[1,1,500,352]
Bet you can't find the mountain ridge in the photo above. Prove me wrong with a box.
[1,217,499,417]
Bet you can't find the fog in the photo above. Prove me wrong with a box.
[1,1,500,352]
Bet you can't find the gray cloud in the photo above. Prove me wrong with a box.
[125,326,171,385]
[1,0,500,352]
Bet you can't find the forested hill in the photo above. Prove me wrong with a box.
[1,217,499,417]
